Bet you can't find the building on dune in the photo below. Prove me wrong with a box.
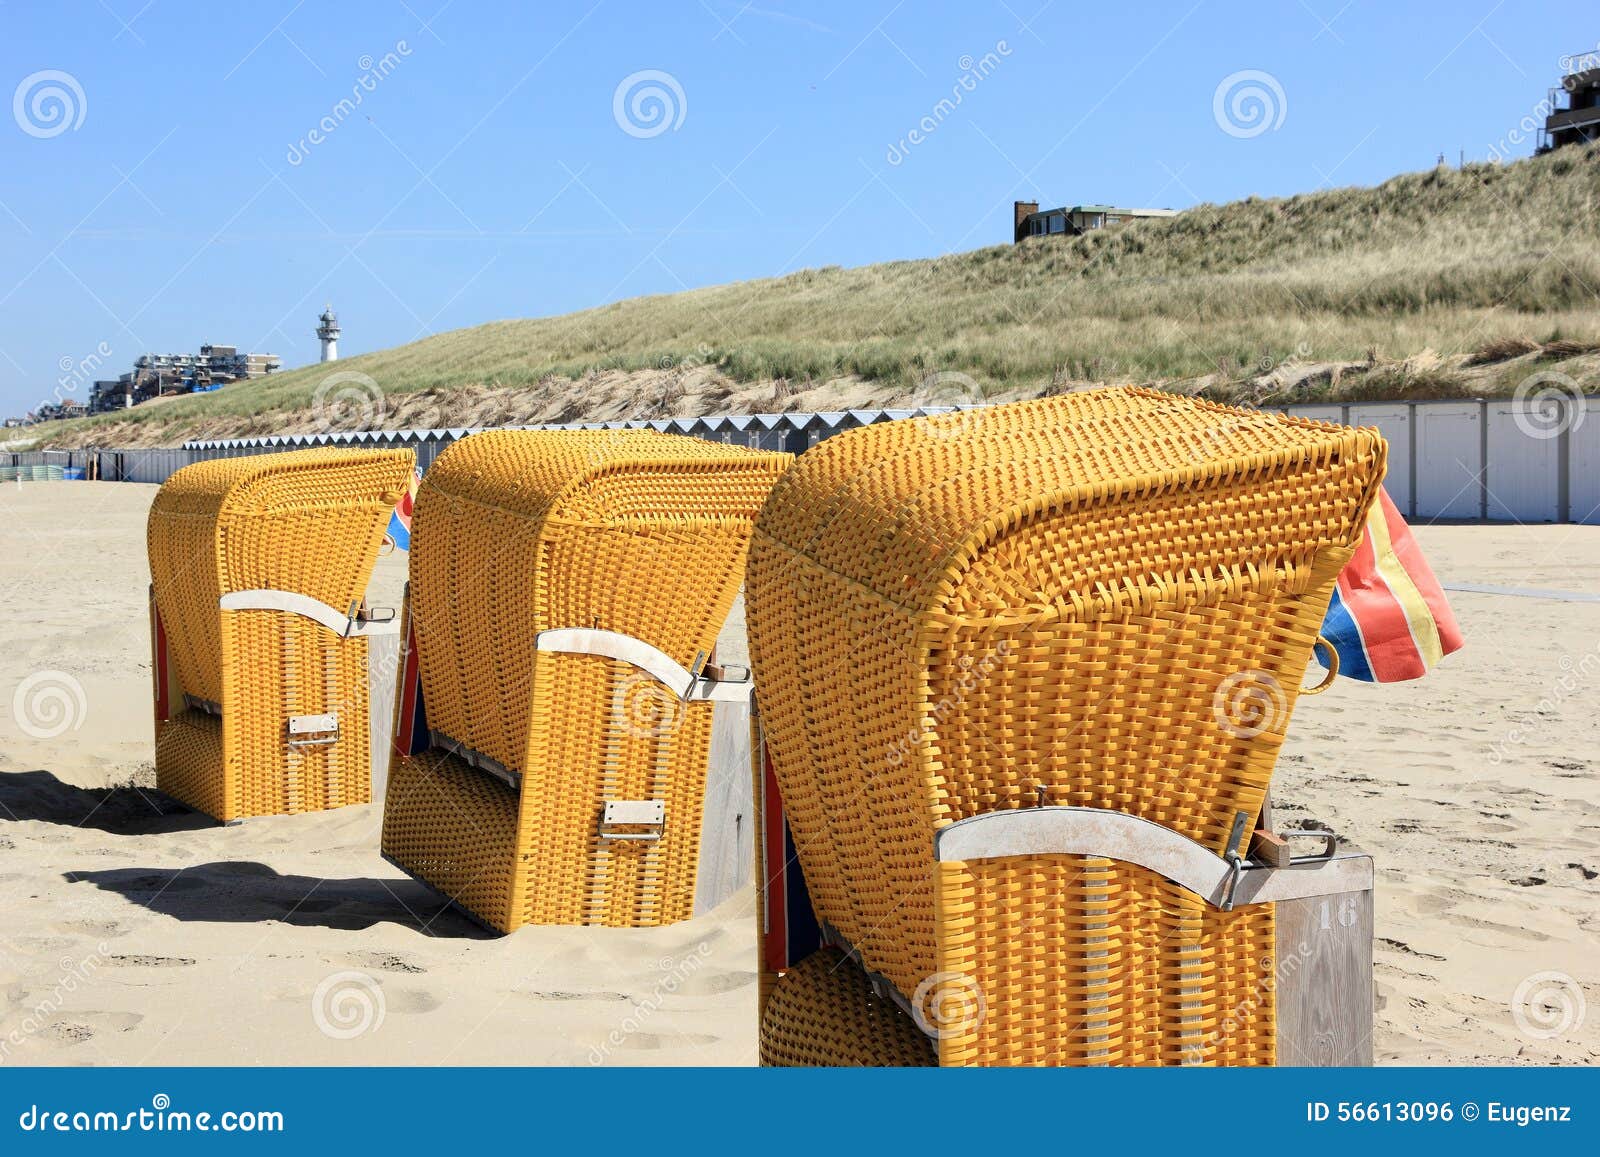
[31,399,87,422]
[1012,200,1177,243]
[88,344,280,413]
[1538,54,1600,153]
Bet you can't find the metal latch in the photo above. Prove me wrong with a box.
[287,712,340,746]
[1220,810,1250,911]
[184,693,222,718]
[599,800,666,841]
[1284,825,1340,863]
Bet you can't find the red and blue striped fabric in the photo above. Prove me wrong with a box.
[393,607,429,759]
[758,735,820,973]
[1318,488,1463,682]
[384,467,420,551]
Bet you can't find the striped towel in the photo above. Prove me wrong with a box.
[384,467,420,551]
[1318,488,1463,682]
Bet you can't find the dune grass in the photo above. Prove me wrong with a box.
[39,145,1600,444]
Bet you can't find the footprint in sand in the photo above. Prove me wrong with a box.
[1440,911,1550,941]
[55,919,125,939]
[103,954,196,968]
[1374,960,1439,984]
[675,969,758,996]
[268,979,441,1015]
[44,1022,96,1046]
[41,1011,144,1046]
[383,988,442,1015]
[1378,937,1446,961]
[340,950,426,974]
[10,935,79,956]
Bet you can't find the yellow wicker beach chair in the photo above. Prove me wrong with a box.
[747,388,1387,1066]
[148,448,414,823]
[381,429,791,932]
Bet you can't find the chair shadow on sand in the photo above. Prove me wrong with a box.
[64,861,495,939]
[0,769,215,835]
[0,770,491,938]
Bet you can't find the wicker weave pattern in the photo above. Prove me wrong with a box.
[515,653,719,926]
[384,430,790,930]
[934,857,1275,1066]
[760,867,1273,1067]
[759,947,936,1067]
[148,448,412,821]
[746,388,1384,1062]
[224,610,374,815]
[153,710,228,819]
[384,747,522,929]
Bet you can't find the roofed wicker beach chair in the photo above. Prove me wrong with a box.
[148,448,415,823]
[381,429,791,932]
[747,388,1387,1066]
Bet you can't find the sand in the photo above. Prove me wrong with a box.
[1,481,1596,1066]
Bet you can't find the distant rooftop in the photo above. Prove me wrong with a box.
[1013,200,1178,242]
[1031,204,1178,218]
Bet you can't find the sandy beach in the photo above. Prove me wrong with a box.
[1,480,1596,1066]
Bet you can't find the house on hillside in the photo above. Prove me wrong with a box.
[91,379,133,413]
[32,399,87,422]
[90,343,283,412]
[1013,200,1176,243]
[1537,55,1600,153]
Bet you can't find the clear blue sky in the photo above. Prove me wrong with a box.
[1,0,1593,416]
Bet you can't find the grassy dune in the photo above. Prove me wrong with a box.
[34,145,1600,447]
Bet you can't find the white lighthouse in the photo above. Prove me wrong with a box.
[316,305,340,363]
